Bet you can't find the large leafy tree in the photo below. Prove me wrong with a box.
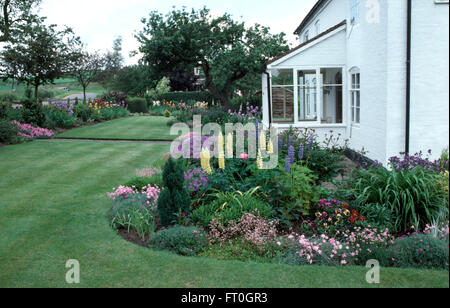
[0,21,80,100]
[97,36,124,90]
[112,65,152,97]
[0,0,42,43]
[137,7,289,108]
[70,47,105,103]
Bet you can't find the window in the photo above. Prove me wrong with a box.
[304,30,310,42]
[315,20,320,36]
[298,70,317,121]
[321,68,343,124]
[271,69,294,123]
[350,0,361,23]
[350,71,361,124]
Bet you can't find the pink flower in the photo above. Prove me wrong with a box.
[239,153,249,160]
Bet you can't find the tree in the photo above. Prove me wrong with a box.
[0,0,42,43]
[70,48,105,103]
[111,65,152,97]
[0,21,80,100]
[168,67,199,92]
[137,7,289,108]
[97,36,124,90]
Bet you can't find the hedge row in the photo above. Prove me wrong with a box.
[126,97,148,113]
[157,91,214,103]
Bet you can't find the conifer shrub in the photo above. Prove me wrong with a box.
[157,157,191,226]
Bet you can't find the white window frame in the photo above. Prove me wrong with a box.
[350,69,361,125]
[304,30,310,42]
[315,20,320,36]
[350,0,361,24]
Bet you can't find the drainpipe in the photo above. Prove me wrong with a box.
[405,0,412,154]
[263,71,272,125]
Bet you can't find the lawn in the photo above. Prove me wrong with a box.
[0,79,105,100]
[0,140,448,288]
[55,116,179,141]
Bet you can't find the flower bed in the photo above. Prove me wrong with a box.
[107,110,449,270]
[10,120,54,140]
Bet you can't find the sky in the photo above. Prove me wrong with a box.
[39,0,317,65]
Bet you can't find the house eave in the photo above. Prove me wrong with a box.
[267,20,347,68]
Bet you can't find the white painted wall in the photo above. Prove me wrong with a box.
[264,0,449,164]
[410,0,449,159]
[346,1,390,164]
[298,0,347,42]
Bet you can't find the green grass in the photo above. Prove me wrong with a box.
[0,79,105,100]
[55,116,179,141]
[0,140,448,288]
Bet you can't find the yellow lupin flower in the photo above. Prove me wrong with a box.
[201,148,212,174]
[267,139,274,154]
[256,150,263,169]
[219,154,225,170]
[226,133,233,158]
[259,131,266,151]
[218,132,224,155]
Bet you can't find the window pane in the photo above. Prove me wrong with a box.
[356,73,360,89]
[356,91,360,107]
[298,70,317,121]
[271,69,293,86]
[356,107,360,123]
[352,107,355,122]
[320,68,343,124]
[272,86,294,123]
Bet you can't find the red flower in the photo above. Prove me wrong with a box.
[343,203,349,209]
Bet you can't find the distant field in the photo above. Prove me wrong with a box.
[0,78,106,100]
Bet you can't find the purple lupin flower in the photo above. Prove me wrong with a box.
[308,134,314,151]
[278,135,283,152]
[288,145,295,165]
[285,157,291,173]
[299,143,304,160]
[289,135,293,148]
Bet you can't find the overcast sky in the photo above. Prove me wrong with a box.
[39,0,316,65]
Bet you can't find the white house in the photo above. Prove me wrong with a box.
[262,0,449,164]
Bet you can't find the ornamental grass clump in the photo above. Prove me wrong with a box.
[157,157,191,227]
[349,165,448,233]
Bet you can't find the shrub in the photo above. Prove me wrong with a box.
[199,239,276,263]
[45,109,77,128]
[110,194,157,241]
[191,188,273,229]
[349,166,448,233]
[157,158,191,227]
[10,120,53,139]
[102,91,128,104]
[147,77,171,101]
[0,119,18,144]
[208,213,278,248]
[127,97,148,113]
[157,91,214,104]
[148,226,208,256]
[124,175,163,190]
[0,101,9,119]
[0,92,20,103]
[21,99,46,127]
[230,94,262,111]
[390,234,449,270]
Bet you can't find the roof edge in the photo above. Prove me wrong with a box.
[294,0,328,35]
[267,20,347,66]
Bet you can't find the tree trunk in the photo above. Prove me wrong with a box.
[34,84,39,102]
[83,86,87,104]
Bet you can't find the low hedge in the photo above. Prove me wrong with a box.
[157,91,214,104]
[126,97,148,113]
